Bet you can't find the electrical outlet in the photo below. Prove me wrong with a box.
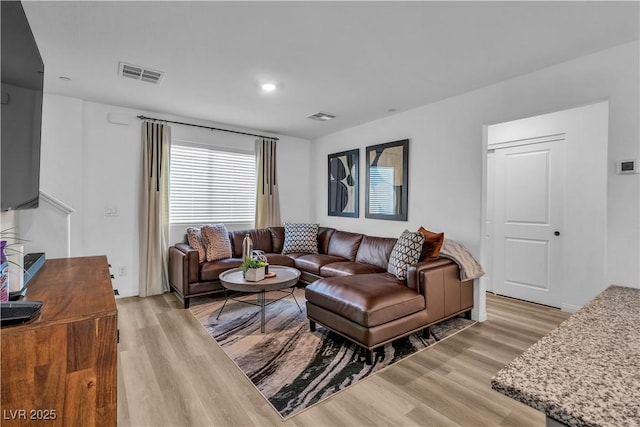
[118,266,127,277]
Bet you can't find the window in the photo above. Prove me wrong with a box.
[170,143,256,224]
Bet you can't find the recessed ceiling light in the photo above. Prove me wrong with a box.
[59,76,72,81]
[261,83,277,92]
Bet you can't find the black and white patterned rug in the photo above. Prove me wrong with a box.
[190,288,475,419]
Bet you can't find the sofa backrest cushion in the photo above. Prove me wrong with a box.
[229,229,274,257]
[327,231,364,261]
[355,236,397,270]
[268,227,285,253]
[318,227,336,254]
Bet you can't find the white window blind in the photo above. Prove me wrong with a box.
[170,143,256,224]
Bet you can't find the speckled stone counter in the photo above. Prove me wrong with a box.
[492,285,640,427]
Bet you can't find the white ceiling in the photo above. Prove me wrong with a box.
[22,1,639,140]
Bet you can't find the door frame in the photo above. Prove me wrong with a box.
[480,101,609,313]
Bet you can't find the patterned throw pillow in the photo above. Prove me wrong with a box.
[201,224,232,261]
[282,223,319,255]
[186,227,207,263]
[388,229,425,280]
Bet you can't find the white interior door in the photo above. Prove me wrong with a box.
[492,140,564,307]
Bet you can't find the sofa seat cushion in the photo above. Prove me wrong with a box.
[305,273,425,328]
[200,258,242,281]
[264,253,296,267]
[294,254,346,275]
[320,261,386,277]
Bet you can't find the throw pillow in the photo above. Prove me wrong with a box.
[282,223,319,255]
[417,226,445,261]
[201,224,232,261]
[186,227,207,263]
[388,229,425,280]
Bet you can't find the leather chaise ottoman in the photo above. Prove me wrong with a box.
[305,273,431,364]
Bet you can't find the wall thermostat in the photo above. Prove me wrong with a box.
[617,159,638,174]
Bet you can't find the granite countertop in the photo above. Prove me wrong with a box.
[492,285,640,427]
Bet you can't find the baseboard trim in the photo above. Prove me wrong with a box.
[472,307,487,322]
[115,290,139,299]
[561,303,581,313]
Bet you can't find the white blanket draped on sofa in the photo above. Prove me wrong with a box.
[439,239,485,281]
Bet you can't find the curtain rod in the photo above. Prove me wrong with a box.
[136,115,279,141]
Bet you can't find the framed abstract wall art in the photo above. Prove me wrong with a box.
[365,139,409,221]
[328,149,359,217]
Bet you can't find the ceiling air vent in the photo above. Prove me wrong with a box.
[307,112,336,121]
[118,62,164,84]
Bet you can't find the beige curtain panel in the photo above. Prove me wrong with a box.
[255,138,281,228]
[140,121,171,297]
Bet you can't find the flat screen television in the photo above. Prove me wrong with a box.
[1,0,44,211]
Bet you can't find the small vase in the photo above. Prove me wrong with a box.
[242,233,253,260]
[0,240,8,302]
[244,266,265,282]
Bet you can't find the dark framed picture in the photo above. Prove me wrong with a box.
[365,139,409,221]
[328,149,359,217]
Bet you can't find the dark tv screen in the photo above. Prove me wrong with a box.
[1,0,44,211]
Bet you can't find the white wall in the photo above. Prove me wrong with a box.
[311,41,639,313]
[19,96,312,297]
[19,94,84,258]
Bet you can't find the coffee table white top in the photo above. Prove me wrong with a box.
[219,265,301,293]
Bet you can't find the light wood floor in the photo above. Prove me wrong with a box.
[116,292,570,427]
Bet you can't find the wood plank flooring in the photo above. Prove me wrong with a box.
[116,292,570,426]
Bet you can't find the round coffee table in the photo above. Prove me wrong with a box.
[217,265,302,333]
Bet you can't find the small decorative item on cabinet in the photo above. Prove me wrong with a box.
[0,241,9,302]
[240,257,266,282]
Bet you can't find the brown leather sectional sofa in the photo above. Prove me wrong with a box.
[168,226,473,363]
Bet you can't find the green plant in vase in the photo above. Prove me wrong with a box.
[240,257,267,281]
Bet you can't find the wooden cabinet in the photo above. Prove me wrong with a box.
[1,256,117,426]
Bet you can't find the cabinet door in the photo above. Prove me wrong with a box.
[0,315,117,427]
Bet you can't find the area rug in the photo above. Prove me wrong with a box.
[189,288,475,419]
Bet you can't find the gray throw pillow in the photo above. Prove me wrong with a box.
[388,229,425,280]
[282,223,319,255]
[186,227,207,263]
[201,224,232,261]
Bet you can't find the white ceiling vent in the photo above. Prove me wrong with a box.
[118,62,164,84]
[307,112,336,121]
